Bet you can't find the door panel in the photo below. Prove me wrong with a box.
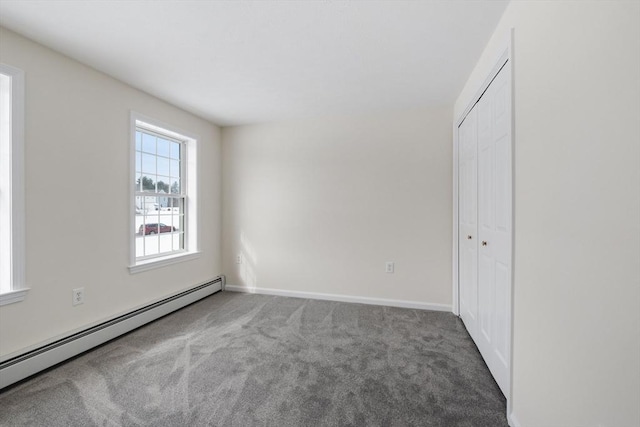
[477,89,496,367]
[477,62,511,396]
[458,108,478,341]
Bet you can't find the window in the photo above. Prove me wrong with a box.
[130,113,199,273]
[135,128,185,256]
[0,64,27,305]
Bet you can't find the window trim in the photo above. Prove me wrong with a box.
[0,63,28,306]
[129,112,199,273]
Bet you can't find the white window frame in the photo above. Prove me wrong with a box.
[129,112,199,273]
[0,63,28,305]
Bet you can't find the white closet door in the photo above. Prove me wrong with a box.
[458,61,511,397]
[476,62,511,396]
[458,108,479,342]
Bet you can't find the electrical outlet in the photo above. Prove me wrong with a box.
[72,287,84,306]
[236,254,242,264]
[385,262,395,274]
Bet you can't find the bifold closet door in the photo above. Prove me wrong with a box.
[458,62,511,397]
[476,63,511,396]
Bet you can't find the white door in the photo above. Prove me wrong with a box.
[477,62,511,396]
[458,108,479,342]
[458,61,512,397]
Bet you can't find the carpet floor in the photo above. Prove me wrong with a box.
[0,292,508,426]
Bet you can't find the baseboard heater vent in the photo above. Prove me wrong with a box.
[0,276,225,390]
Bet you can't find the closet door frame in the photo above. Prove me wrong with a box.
[452,30,514,411]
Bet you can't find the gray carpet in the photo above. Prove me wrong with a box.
[0,292,508,426]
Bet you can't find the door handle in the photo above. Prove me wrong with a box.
[467,235,472,240]
[482,241,488,246]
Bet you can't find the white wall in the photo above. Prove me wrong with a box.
[222,108,452,308]
[0,27,222,358]
[455,1,640,426]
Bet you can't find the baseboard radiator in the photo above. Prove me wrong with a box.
[0,276,225,390]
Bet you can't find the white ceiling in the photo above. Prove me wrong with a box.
[0,0,509,126]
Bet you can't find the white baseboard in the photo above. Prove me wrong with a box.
[508,411,522,427]
[0,278,222,390]
[225,284,452,312]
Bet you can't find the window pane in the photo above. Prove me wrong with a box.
[143,206,160,256]
[135,195,144,223]
[170,198,183,231]
[135,131,142,151]
[135,173,141,192]
[166,199,182,232]
[157,198,169,215]
[170,178,180,194]
[149,210,160,227]
[142,132,156,153]
[135,151,141,173]
[170,159,180,178]
[156,176,170,195]
[141,153,156,174]
[157,157,170,177]
[135,235,144,258]
[135,195,145,256]
[170,212,178,231]
[139,196,147,216]
[159,233,173,254]
[159,197,173,224]
[157,138,171,158]
[140,175,156,192]
[144,235,159,256]
[170,142,180,159]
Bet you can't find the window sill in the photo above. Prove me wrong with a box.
[129,251,201,274]
[0,288,30,306]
